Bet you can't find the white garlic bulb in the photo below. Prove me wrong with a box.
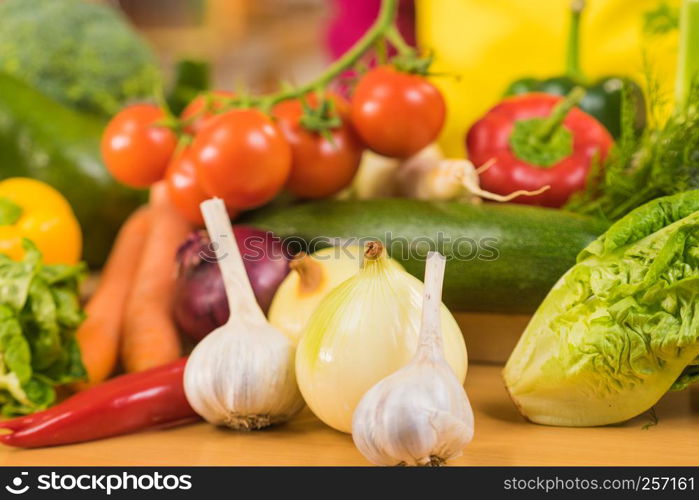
[352,252,474,465]
[184,198,304,430]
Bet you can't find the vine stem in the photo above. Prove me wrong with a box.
[262,0,399,107]
[159,0,399,133]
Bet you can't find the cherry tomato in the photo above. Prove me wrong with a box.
[165,148,238,225]
[181,90,235,135]
[350,66,446,158]
[189,109,292,210]
[273,94,363,198]
[101,104,177,188]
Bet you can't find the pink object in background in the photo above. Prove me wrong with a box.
[326,0,415,60]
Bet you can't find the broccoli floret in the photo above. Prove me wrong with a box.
[0,0,160,116]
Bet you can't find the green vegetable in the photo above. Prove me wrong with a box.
[168,59,211,115]
[0,0,159,116]
[243,199,608,313]
[676,0,699,108]
[504,191,699,426]
[567,82,699,220]
[0,240,86,415]
[504,0,646,138]
[0,73,145,267]
[568,1,699,219]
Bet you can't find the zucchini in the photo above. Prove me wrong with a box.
[0,73,145,267]
[244,199,609,313]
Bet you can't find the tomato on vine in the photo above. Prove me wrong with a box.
[101,104,177,188]
[181,90,235,135]
[164,148,236,225]
[350,66,446,158]
[189,109,292,210]
[273,93,364,199]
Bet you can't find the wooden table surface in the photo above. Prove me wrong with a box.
[1,363,696,466]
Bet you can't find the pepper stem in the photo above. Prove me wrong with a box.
[0,197,23,226]
[565,0,585,82]
[537,87,586,142]
[509,87,585,167]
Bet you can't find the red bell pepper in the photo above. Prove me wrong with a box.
[466,88,613,207]
[0,358,198,448]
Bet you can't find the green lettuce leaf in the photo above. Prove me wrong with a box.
[504,191,699,426]
[0,239,86,415]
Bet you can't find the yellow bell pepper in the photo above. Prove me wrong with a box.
[417,0,681,156]
[0,178,82,265]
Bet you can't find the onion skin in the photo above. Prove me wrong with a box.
[173,227,290,342]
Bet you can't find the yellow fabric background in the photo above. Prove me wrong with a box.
[417,0,680,157]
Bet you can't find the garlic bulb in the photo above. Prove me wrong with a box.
[352,252,474,466]
[341,150,401,199]
[184,198,304,430]
[268,246,363,345]
[396,146,549,202]
[296,241,467,433]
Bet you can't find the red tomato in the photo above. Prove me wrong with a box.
[181,90,235,135]
[189,109,292,210]
[165,149,226,225]
[273,94,363,198]
[350,66,446,158]
[101,104,177,188]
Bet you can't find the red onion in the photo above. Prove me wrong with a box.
[173,227,290,342]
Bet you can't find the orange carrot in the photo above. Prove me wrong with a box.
[121,181,192,373]
[74,206,151,389]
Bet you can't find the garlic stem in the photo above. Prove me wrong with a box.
[417,252,447,362]
[200,198,267,326]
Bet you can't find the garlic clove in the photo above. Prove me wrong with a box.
[184,323,303,430]
[351,252,474,465]
[183,198,304,430]
[352,359,474,466]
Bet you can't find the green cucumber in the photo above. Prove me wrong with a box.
[244,199,609,313]
[0,72,145,267]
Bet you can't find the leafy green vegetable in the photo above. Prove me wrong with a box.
[504,191,699,426]
[0,0,160,116]
[567,84,699,220]
[0,240,86,415]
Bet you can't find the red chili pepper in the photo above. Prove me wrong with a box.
[466,89,613,207]
[0,358,198,448]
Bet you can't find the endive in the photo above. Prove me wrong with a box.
[504,191,699,426]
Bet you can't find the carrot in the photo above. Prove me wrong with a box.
[74,206,151,390]
[121,181,192,372]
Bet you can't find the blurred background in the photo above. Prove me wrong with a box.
[110,0,331,94]
[0,0,682,266]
